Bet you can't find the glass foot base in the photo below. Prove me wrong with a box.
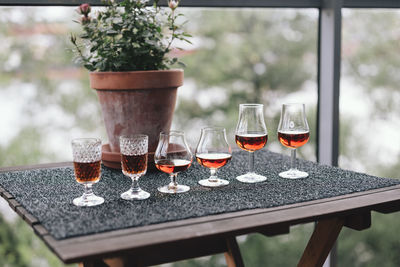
[73,194,104,207]
[199,178,229,187]
[236,172,267,183]
[121,189,150,200]
[279,169,309,179]
[158,184,190,194]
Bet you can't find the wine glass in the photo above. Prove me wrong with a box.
[277,103,310,179]
[120,135,150,200]
[235,104,268,183]
[196,127,232,187]
[154,131,193,194]
[71,138,104,207]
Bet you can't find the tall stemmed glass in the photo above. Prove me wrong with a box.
[154,131,193,194]
[120,135,150,200]
[196,127,232,187]
[235,104,268,183]
[71,138,104,207]
[277,103,310,179]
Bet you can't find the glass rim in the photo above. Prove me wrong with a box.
[160,130,185,136]
[119,134,148,140]
[282,103,305,107]
[71,138,101,145]
[239,103,263,107]
[201,126,226,132]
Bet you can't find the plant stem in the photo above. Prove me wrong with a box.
[165,10,176,53]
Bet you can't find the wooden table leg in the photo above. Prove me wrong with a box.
[80,258,143,267]
[224,236,245,267]
[298,217,344,267]
[79,260,109,267]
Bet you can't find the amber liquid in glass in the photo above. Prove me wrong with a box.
[74,161,101,183]
[196,153,232,169]
[235,134,268,152]
[155,159,191,174]
[121,153,148,175]
[278,131,310,149]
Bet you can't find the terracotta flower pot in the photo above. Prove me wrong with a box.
[90,70,183,169]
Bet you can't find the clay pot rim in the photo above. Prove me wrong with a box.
[90,69,183,75]
[90,69,184,90]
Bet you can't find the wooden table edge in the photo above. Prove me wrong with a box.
[46,185,400,263]
[1,162,400,264]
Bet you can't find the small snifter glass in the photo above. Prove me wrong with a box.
[235,104,268,183]
[120,135,150,200]
[71,138,104,207]
[196,127,232,187]
[277,103,310,179]
[154,131,193,194]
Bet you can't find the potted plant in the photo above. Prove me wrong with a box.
[71,0,191,168]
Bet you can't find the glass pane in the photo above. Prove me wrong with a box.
[176,8,318,163]
[0,6,318,267]
[339,9,400,266]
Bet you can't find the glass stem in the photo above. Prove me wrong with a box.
[169,173,178,188]
[249,151,255,173]
[291,149,297,170]
[131,176,140,192]
[83,184,93,198]
[209,168,217,182]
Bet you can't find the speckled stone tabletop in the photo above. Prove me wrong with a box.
[0,150,398,240]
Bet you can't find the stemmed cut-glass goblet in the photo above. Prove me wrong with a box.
[277,103,310,179]
[154,131,193,194]
[120,135,150,200]
[71,138,104,207]
[196,127,232,187]
[235,104,268,183]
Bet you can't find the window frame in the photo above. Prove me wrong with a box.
[1,0,397,178]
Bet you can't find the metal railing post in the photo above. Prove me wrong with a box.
[317,0,343,266]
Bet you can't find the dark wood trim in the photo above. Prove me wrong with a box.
[344,212,371,231]
[0,0,321,7]
[373,200,400,214]
[343,0,400,8]
[258,223,290,237]
[8,199,21,210]
[33,224,49,236]
[15,206,40,225]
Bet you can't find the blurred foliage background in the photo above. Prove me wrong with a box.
[0,6,398,267]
